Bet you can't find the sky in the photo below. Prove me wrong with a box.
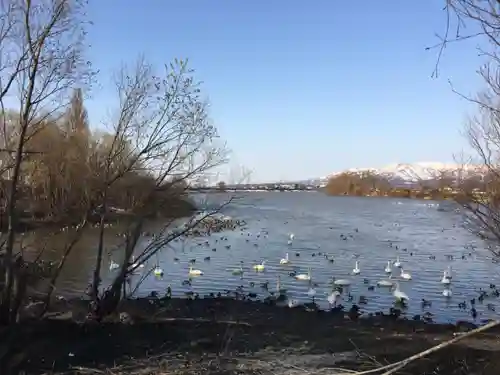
[84,1,487,183]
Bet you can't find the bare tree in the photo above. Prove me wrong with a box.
[427,1,500,254]
[86,57,229,319]
[0,0,93,324]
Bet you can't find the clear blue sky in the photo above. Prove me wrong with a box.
[85,1,485,183]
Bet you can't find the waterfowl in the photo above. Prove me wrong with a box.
[446,265,453,280]
[287,299,299,308]
[352,261,360,275]
[253,261,266,272]
[231,265,244,276]
[377,278,394,287]
[109,260,119,271]
[295,267,312,281]
[392,282,409,301]
[333,278,351,286]
[189,266,203,276]
[400,268,412,280]
[443,288,452,297]
[131,256,144,269]
[441,270,451,285]
[153,266,163,277]
[327,290,341,306]
[393,256,401,268]
[384,261,392,273]
[289,233,295,241]
[280,253,290,264]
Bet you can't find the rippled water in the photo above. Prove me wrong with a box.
[42,192,500,323]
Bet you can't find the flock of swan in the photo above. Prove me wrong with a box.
[106,229,461,311]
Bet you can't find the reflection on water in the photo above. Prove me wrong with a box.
[27,192,500,323]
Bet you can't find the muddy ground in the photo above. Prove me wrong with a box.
[0,297,499,375]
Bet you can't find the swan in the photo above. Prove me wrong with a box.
[392,282,409,301]
[289,233,295,241]
[441,270,451,285]
[287,240,293,246]
[443,288,452,297]
[400,268,412,280]
[109,260,119,271]
[327,290,341,306]
[231,265,244,276]
[384,261,392,273]
[333,278,351,286]
[352,260,360,275]
[131,256,144,269]
[280,253,290,264]
[253,261,266,272]
[189,266,203,276]
[295,267,311,281]
[377,278,394,287]
[153,266,163,277]
[393,256,401,268]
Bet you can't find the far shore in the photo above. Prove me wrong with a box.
[1,296,497,374]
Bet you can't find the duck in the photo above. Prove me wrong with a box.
[384,261,392,273]
[352,260,361,275]
[188,266,204,276]
[280,253,290,264]
[295,267,312,281]
[393,256,402,268]
[253,261,266,272]
[153,266,164,277]
[392,282,409,301]
[441,270,451,285]
[400,268,412,280]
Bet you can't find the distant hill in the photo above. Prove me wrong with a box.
[293,162,487,188]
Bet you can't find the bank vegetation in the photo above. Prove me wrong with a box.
[0,0,229,329]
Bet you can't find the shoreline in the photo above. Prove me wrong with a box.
[2,297,499,374]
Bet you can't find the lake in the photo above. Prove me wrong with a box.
[32,192,500,323]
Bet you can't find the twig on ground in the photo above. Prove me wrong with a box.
[341,319,500,375]
[148,316,252,326]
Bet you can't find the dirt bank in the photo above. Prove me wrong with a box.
[1,298,499,375]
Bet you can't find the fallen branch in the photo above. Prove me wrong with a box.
[342,319,500,375]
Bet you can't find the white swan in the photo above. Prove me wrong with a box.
[327,290,341,305]
[333,278,351,286]
[231,265,244,276]
[289,233,295,241]
[384,261,392,273]
[153,266,163,276]
[253,261,266,272]
[109,260,119,271]
[131,256,144,269]
[443,288,452,297]
[295,267,311,281]
[287,240,293,246]
[189,266,203,276]
[377,278,394,287]
[280,253,290,264]
[392,282,409,301]
[393,256,401,268]
[400,268,412,280]
[441,270,451,285]
[352,260,360,275]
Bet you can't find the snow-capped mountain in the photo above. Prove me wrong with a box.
[305,162,487,187]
